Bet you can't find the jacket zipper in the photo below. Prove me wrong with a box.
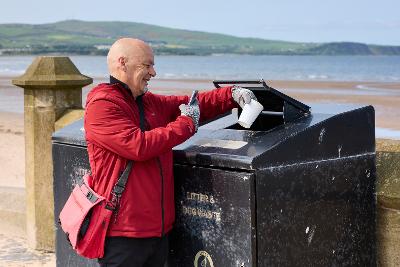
[136,94,164,237]
[156,157,165,236]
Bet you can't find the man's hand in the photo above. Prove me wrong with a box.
[232,85,257,108]
[179,97,200,132]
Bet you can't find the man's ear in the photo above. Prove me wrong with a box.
[118,57,127,72]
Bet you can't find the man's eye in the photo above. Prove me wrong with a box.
[139,63,154,70]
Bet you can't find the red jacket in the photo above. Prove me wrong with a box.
[84,82,236,238]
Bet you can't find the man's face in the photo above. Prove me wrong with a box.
[125,47,156,95]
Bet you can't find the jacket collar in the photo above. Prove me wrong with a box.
[109,76,147,99]
[109,75,131,94]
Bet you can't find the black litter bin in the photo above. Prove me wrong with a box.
[52,80,376,267]
[168,80,376,267]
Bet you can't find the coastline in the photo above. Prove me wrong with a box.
[2,76,400,129]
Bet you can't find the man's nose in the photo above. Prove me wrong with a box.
[149,66,156,77]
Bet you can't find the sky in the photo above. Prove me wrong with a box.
[1,0,399,46]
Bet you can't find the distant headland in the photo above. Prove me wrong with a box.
[0,20,399,56]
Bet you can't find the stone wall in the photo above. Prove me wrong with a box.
[376,139,400,266]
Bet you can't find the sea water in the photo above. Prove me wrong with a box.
[0,55,400,81]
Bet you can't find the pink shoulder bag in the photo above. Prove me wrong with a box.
[59,161,132,259]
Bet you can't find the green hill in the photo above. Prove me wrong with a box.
[304,42,400,55]
[0,20,398,55]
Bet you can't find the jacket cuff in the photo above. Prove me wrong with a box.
[221,86,239,108]
[177,115,196,135]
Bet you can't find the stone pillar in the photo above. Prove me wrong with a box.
[376,139,400,267]
[12,57,92,251]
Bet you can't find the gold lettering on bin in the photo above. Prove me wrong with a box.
[200,194,208,202]
[209,195,215,204]
[186,191,215,204]
[183,191,221,222]
[74,167,89,176]
[182,205,221,222]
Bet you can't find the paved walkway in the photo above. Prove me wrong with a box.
[0,234,55,267]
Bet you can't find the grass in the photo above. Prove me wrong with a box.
[0,20,398,55]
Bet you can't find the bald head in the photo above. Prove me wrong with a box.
[107,38,156,97]
[107,38,152,75]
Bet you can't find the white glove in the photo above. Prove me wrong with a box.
[232,85,257,108]
[179,97,200,132]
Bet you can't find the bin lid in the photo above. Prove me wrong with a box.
[174,112,324,170]
[174,104,375,170]
[52,118,86,147]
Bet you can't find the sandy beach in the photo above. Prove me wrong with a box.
[1,77,400,188]
[0,111,24,188]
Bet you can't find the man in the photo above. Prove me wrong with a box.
[84,38,256,267]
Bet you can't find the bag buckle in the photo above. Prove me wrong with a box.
[86,191,97,203]
[111,192,121,208]
[105,192,122,223]
[105,195,118,211]
[110,192,122,223]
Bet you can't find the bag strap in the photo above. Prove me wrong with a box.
[112,161,133,196]
[110,94,146,199]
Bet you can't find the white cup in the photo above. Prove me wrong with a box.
[238,99,264,128]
